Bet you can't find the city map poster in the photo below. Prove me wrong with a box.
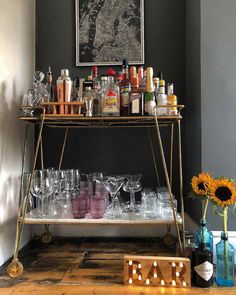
[76,0,145,66]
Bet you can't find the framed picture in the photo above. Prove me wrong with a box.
[75,0,145,66]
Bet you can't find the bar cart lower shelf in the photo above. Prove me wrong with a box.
[21,214,182,225]
[7,105,185,278]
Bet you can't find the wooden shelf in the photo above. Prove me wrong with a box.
[20,213,182,225]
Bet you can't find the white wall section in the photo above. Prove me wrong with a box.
[0,0,35,266]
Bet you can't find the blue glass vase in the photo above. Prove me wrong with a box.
[216,232,235,287]
[195,219,213,251]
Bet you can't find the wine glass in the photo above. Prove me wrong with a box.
[123,174,142,215]
[32,170,53,218]
[102,175,125,219]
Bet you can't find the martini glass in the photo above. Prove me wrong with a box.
[123,174,142,214]
[102,176,125,219]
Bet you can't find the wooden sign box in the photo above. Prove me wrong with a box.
[124,255,191,288]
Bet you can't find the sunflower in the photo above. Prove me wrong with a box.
[209,178,236,207]
[191,172,213,196]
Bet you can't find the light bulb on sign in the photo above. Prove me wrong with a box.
[129,278,133,284]
[161,279,165,286]
[129,261,133,266]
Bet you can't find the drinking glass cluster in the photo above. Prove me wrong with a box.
[22,170,178,220]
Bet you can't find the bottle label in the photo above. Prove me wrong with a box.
[130,93,141,114]
[145,100,156,115]
[103,90,119,113]
[194,261,213,281]
[121,86,130,106]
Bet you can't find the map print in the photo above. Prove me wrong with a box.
[76,0,144,65]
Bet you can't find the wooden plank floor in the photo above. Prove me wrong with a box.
[0,237,235,295]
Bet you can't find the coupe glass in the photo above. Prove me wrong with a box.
[102,175,125,219]
[123,174,142,214]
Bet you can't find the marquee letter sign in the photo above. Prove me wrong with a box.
[124,255,191,287]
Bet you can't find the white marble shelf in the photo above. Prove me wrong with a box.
[20,212,182,226]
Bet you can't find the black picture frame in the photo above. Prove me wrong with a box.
[75,0,145,66]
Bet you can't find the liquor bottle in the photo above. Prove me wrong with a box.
[122,59,129,78]
[56,69,73,114]
[96,76,108,116]
[138,66,145,90]
[83,76,94,90]
[193,243,213,288]
[167,82,178,115]
[91,66,100,92]
[153,77,160,98]
[144,67,156,116]
[46,66,55,102]
[120,64,131,116]
[130,66,137,84]
[129,76,143,116]
[156,79,167,115]
[101,69,120,117]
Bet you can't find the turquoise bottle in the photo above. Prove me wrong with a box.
[216,232,235,286]
[195,219,213,251]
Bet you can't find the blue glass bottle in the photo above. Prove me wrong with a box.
[195,219,213,251]
[216,232,235,286]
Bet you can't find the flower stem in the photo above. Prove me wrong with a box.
[202,199,209,223]
[223,206,228,235]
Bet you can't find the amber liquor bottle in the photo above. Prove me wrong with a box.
[193,242,213,288]
[129,76,143,116]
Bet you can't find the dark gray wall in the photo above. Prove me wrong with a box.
[184,0,202,222]
[36,0,186,202]
[201,0,236,230]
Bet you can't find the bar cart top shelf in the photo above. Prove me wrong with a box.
[19,114,184,129]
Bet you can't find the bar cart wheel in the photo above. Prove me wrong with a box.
[40,225,53,244]
[162,225,176,247]
[7,260,23,278]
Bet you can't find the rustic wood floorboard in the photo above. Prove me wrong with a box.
[0,237,235,294]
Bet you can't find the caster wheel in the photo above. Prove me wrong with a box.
[41,231,53,244]
[7,260,23,278]
[162,233,176,247]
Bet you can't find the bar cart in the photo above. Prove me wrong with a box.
[7,103,185,278]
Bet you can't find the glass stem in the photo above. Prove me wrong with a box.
[111,193,116,216]
[41,197,44,218]
[130,190,135,211]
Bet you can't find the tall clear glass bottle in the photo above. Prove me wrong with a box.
[195,219,213,251]
[101,70,120,117]
[216,232,235,287]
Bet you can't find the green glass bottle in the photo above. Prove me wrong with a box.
[144,67,156,115]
